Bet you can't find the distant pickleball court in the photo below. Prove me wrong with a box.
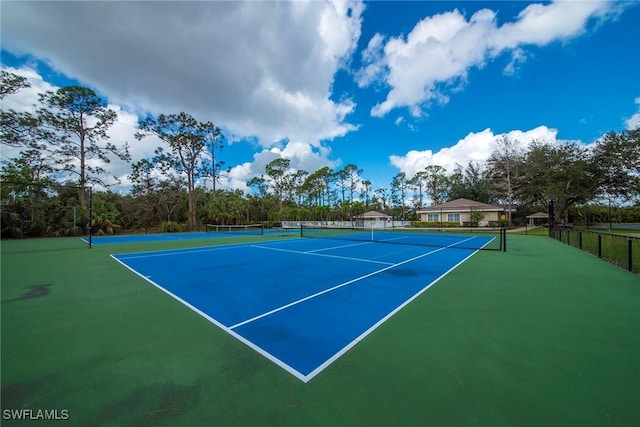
[112,227,501,382]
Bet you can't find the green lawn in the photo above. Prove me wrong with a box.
[1,234,639,426]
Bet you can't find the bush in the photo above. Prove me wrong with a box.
[160,221,184,232]
[488,220,507,227]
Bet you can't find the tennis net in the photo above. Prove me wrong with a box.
[300,225,505,251]
[205,224,264,235]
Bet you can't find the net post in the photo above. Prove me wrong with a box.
[88,187,93,249]
[502,227,507,252]
[628,238,633,272]
[300,224,303,238]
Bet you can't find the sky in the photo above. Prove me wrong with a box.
[1,0,639,195]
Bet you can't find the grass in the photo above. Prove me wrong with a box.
[550,227,640,274]
[585,227,640,237]
[1,234,639,426]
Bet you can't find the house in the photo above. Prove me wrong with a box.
[416,198,509,226]
[526,212,549,226]
[353,210,391,224]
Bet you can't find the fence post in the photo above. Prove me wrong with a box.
[579,231,583,250]
[598,234,602,259]
[629,238,633,272]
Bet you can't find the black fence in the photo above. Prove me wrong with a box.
[549,228,639,274]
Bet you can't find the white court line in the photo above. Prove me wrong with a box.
[229,244,454,330]
[249,244,393,266]
[113,234,480,383]
[112,243,262,259]
[304,245,481,382]
[306,241,374,253]
[109,254,309,382]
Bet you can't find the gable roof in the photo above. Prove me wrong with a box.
[526,212,549,219]
[417,198,505,212]
[355,210,390,218]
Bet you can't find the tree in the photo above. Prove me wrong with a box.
[448,162,492,203]
[0,71,32,147]
[424,165,448,205]
[38,86,130,205]
[0,70,30,99]
[290,169,309,205]
[519,140,598,223]
[136,112,221,230]
[199,133,225,197]
[303,167,333,208]
[128,158,160,232]
[391,172,410,219]
[1,71,56,153]
[264,158,291,210]
[592,127,640,203]
[410,171,428,208]
[486,136,523,226]
[374,187,390,212]
[247,176,269,221]
[335,167,349,203]
[342,164,362,203]
[360,179,372,208]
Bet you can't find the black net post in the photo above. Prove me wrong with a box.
[502,228,507,252]
[88,187,93,249]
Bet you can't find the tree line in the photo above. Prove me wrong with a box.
[1,71,639,237]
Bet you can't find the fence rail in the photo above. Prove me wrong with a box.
[550,228,639,274]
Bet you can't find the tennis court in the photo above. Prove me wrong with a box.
[2,231,639,426]
[112,229,494,382]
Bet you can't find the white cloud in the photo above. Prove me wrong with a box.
[1,0,363,147]
[625,97,640,130]
[358,0,618,118]
[1,1,365,192]
[389,125,559,179]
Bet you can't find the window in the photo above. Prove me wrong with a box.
[427,213,439,221]
[447,213,461,222]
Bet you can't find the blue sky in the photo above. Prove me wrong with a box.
[1,0,639,194]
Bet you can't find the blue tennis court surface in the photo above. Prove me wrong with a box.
[112,236,487,382]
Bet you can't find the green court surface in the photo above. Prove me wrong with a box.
[1,234,639,426]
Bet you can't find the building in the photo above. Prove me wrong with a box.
[353,210,391,225]
[416,198,509,226]
[526,212,549,226]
